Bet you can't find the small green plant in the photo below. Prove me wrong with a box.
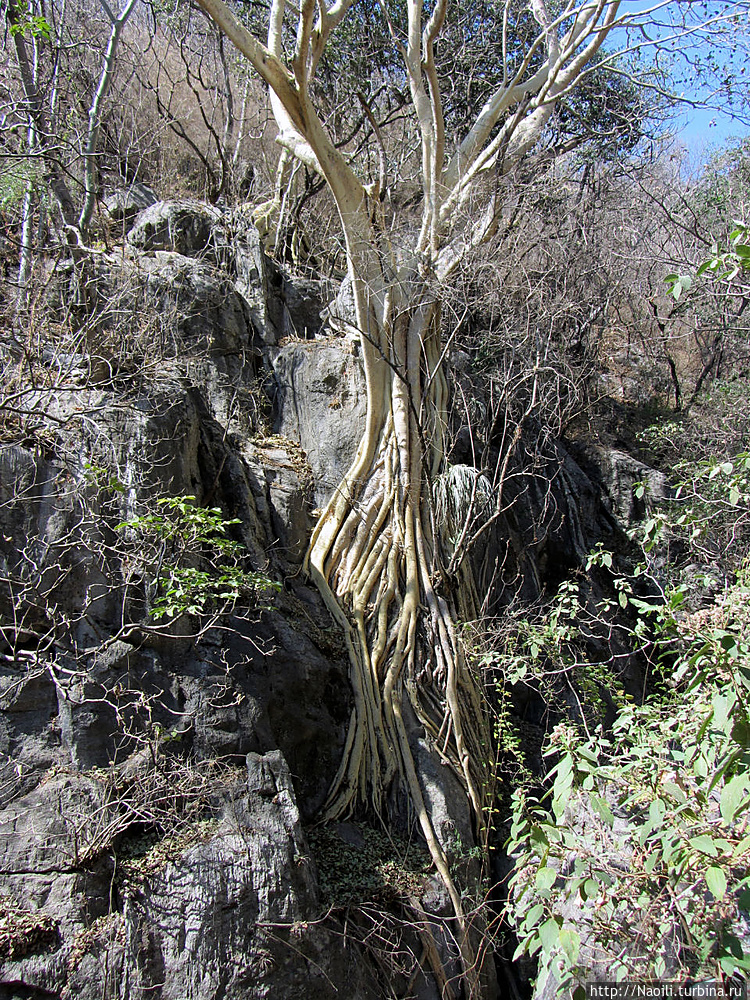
[633,452,750,575]
[0,898,59,960]
[116,493,280,621]
[506,647,750,991]
[0,161,41,210]
[8,2,52,39]
[665,222,750,303]
[665,271,693,302]
[83,462,128,495]
[697,221,750,283]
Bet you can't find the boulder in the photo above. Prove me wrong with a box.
[578,444,671,527]
[115,751,325,1000]
[271,341,367,507]
[103,183,158,225]
[122,250,259,356]
[270,272,327,341]
[126,200,227,263]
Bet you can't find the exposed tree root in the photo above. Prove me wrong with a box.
[304,285,493,997]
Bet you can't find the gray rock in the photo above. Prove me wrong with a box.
[0,754,381,1000]
[271,341,367,507]
[126,200,226,263]
[117,751,315,999]
[321,272,357,341]
[103,183,158,224]
[0,367,350,800]
[242,439,314,564]
[277,274,327,340]
[110,752,377,1000]
[416,739,476,857]
[120,250,260,357]
[230,205,279,347]
[579,444,671,528]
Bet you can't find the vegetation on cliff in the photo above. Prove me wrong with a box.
[2,0,750,996]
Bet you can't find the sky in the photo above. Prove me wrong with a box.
[614,0,750,161]
[677,105,750,158]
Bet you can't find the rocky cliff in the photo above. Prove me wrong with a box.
[0,201,637,999]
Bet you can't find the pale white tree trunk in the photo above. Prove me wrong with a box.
[14,5,42,310]
[191,0,627,992]
[9,0,136,246]
[78,0,138,233]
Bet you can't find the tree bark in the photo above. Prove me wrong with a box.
[189,2,627,993]
[78,0,138,233]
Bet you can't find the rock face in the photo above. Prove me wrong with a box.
[0,755,379,1000]
[271,341,367,506]
[110,752,377,1000]
[0,202,363,998]
[0,198,646,999]
[103,182,159,225]
[573,443,671,527]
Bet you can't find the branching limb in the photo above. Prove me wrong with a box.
[78,0,138,233]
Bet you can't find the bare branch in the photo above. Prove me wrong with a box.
[78,0,138,232]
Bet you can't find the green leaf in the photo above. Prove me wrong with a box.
[559,927,580,963]
[582,878,599,900]
[719,633,740,658]
[535,867,557,891]
[660,781,686,804]
[530,826,550,850]
[591,795,615,827]
[719,954,750,975]
[719,933,750,974]
[689,834,718,857]
[706,865,727,899]
[512,938,531,961]
[521,902,546,930]
[721,775,750,825]
[539,916,561,953]
[649,798,666,823]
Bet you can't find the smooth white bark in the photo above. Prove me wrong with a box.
[78,0,138,232]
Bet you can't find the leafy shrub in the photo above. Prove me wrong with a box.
[114,489,280,621]
[503,456,750,995]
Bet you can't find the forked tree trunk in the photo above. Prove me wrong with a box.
[304,222,492,992]
[188,1,625,992]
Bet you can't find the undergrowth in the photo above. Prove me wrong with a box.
[501,450,750,996]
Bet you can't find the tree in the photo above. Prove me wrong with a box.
[131,0,750,991]
[4,0,138,306]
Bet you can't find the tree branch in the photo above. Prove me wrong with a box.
[78,0,138,232]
